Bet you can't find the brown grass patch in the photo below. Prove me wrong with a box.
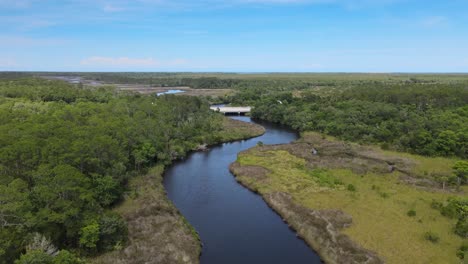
[91,166,200,264]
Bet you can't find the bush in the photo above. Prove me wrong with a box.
[456,242,468,260]
[379,192,389,198]
[454,216,468,238]
[256,141,264,146]
[380,142,390,150]
[347,184,356,192]
[424,232,440,243]
[432,198,468,238]
[407,210,416,217]
[439,199,460,218]
[15,250,53,264]
[430,199,442,209]
[54,250,82,264]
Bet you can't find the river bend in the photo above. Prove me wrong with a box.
[163,116,321,264]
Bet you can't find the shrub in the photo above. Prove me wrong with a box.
[439,199,460,218]
[424,232,440,243]
[379,192,389,198]
[431,199,442,210]
[54,250,83,264]
[333,178,344,185]
[15,250,54,264]
[456,242,468,260]
[347,184,356,192]
[407,210,416,217]
[454,216,468,238]
[256,141,264,146]
[380,142,390,150]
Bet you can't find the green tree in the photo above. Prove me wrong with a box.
[93,175,121,207]
[453,161,468,184]
[133,142,156,170]
[79,222,100,250]
[98,212,127,251]
[435,130,458,156]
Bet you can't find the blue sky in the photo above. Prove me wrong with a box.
[1,0,468,72]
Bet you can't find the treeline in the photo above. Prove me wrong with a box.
[78,73,327,90]
[4,72,468,94]
[0,78,115,103]
[10,72,464,91]
[0,78,227,263]
[243,83,468,160]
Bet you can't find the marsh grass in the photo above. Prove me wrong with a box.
[216,117,265,142]
[237,148,467,264]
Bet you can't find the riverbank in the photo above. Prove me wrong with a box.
[230,132,467,264]
[91,117,264,264]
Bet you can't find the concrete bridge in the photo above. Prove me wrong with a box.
[210,106,252,115]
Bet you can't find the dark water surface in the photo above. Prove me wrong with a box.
[163,116,321,264]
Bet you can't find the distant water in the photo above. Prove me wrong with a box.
[163,116,322,264]
[156,89,186,96]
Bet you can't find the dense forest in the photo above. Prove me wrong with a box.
[232,82,468,161]
[0,78,231,263]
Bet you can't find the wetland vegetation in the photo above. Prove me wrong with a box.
[231,132,467,263]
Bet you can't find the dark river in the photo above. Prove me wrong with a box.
[163,116,321,264]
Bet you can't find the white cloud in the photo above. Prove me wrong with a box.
[80,56,189,67]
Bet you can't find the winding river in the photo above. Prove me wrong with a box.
[163,116,321,264]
